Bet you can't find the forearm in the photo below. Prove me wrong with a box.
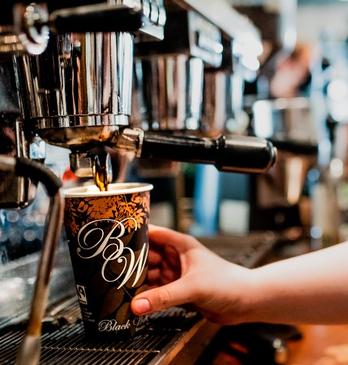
[244,242,348,324]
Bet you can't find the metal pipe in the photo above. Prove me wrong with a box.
[0,156,63,365]
[16,192,64,365]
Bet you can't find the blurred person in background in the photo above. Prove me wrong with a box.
[270,43,313,98]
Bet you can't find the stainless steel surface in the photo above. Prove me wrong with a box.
[0,156,64,357]
[15,335,41,365]
[7,1,164,50]
[201,34,247,136]
[15,29,137,183]
[60,127,144,179]
[132,56,204,131]
[0,156,64,365]
[37,126,120,149]
[170,0,261,45]
[0,118,35,208]
[253,98,318,146]
[0,3,49,55]
[136,9,223,67]
[0,26,25,54]
[202,70,229,135]
[1,304,202,365]
[0,0,166,210]
[198,231,277,268]
[0,57,38,208]
[21,193,64,335]
[0,172,35,208]
[14,3,50,55]
[69,152,94,178]
[12,166,63,365]
[0,249,75,329]
[186,11,223,68]
[0,0,273,198]
[226,71,248,134]
[148,319,219,365]
[133,5,224,133]
[252,97,318,206]
[18,31,133,132]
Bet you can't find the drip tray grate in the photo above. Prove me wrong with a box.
[0,300,200,365]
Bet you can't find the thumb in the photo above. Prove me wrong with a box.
[131,278,195,315]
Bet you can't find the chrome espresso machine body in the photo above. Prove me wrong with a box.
[3,0,276,204]
[0,1,277,365]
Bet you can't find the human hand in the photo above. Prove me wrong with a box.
[131,225,254,325]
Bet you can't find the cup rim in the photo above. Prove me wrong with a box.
[63,182,154,198]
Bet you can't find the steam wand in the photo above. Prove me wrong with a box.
[0,156,64,365]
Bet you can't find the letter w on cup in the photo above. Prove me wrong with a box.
[77,218,148,289]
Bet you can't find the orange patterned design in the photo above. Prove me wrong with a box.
[65,192,150,236]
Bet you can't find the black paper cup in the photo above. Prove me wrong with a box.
[63,183,153,338]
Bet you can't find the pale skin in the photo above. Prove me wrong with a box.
[131,225,348,325]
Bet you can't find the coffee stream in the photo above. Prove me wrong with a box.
[93,152,113,191]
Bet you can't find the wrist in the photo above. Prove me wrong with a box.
[235,268,266,324]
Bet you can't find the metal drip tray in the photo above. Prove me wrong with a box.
[0,248,75,330]
[1,325,178,365]
[0,298,202,365]
[198,231,277,268]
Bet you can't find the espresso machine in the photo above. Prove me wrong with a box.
[0,0,277,206]
[0,1,278,364]
[130,3,265,231]
[250,97,319,232]
[216,0,321,236]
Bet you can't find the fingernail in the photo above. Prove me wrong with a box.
[133,298,151,314]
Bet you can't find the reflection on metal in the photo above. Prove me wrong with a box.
[14,3,50,55]
[286,156,309,205]
[0,156,63,365]
[170,0,261,42]
[0,2,49,55]
[132,56,204,131]
[0,119,37,208]
[253,98,318,147]
[18,32,134,131]
[0,27,25,54]
[252,97,318,208]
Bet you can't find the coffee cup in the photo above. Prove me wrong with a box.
[63,183,153,338]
